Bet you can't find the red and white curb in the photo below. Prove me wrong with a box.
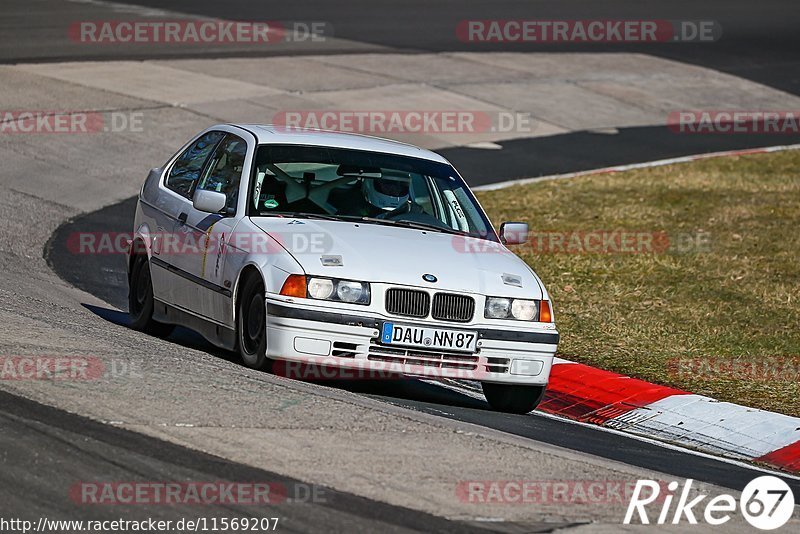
[539,359,800,474]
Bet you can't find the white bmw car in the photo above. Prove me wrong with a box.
[128,124,559,413]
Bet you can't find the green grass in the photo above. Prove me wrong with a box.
[476,150,800,416]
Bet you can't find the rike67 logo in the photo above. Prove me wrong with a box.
[625,476,795,530]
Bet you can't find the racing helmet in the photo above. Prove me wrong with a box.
[362,177,411,210]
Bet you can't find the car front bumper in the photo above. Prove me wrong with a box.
[264,298,559,385]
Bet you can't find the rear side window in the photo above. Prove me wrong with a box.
[165,131,225,198]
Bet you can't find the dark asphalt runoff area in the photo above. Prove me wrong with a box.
[442,126,800,187]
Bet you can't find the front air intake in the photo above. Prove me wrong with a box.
[385,288,430,318]
[431,293,475,323]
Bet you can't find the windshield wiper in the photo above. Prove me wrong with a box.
[390,219,468,236]
[255,213,478,238]
[254,211,342,222]
[335,215,403,227]
[336,216,467,236]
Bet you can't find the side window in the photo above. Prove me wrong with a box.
[165,131,225,198]
[195,134,248,214]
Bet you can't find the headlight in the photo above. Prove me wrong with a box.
[511,299,537,321]
[485,297,511,319]
[308,278,334,299]
[336,280,365,303]
[485,297,545,321]
[307,277,370,305]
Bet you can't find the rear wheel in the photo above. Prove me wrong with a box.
[237,274,271,371]
[128,253,174,337]
[482,383,546,414]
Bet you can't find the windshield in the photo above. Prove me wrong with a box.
[248,144,497,240]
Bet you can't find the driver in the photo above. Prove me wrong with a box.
[362,177,411,214]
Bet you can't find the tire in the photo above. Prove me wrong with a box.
[237,274,271,371]
[482,383,546,414]
[128,253,175,337]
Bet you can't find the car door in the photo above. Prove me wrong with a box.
[150,130,226,309]
[173,133,249,326]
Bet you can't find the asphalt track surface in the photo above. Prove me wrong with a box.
[3,1,799,185]
[45,194,800,499]
[0,389,517,533]
[3,0,799,97]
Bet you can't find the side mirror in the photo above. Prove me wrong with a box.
[499,222,529,245]
[193,189,227,214]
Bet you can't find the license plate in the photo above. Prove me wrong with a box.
[381,322,478,353]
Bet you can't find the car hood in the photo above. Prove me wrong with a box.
[249,217,543,298]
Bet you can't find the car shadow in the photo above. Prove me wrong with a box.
[82,303,491,411]
[305,375,489,411]
[82,303,239,364]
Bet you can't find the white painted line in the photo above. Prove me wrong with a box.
[473,143,800,191]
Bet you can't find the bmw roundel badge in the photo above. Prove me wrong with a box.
[422,274,438,283]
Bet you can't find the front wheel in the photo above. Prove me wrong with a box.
[482,383,546,414]
[128,254,174,337]
[237,275,271,371]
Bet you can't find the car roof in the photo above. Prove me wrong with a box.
[231,124,450,165]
